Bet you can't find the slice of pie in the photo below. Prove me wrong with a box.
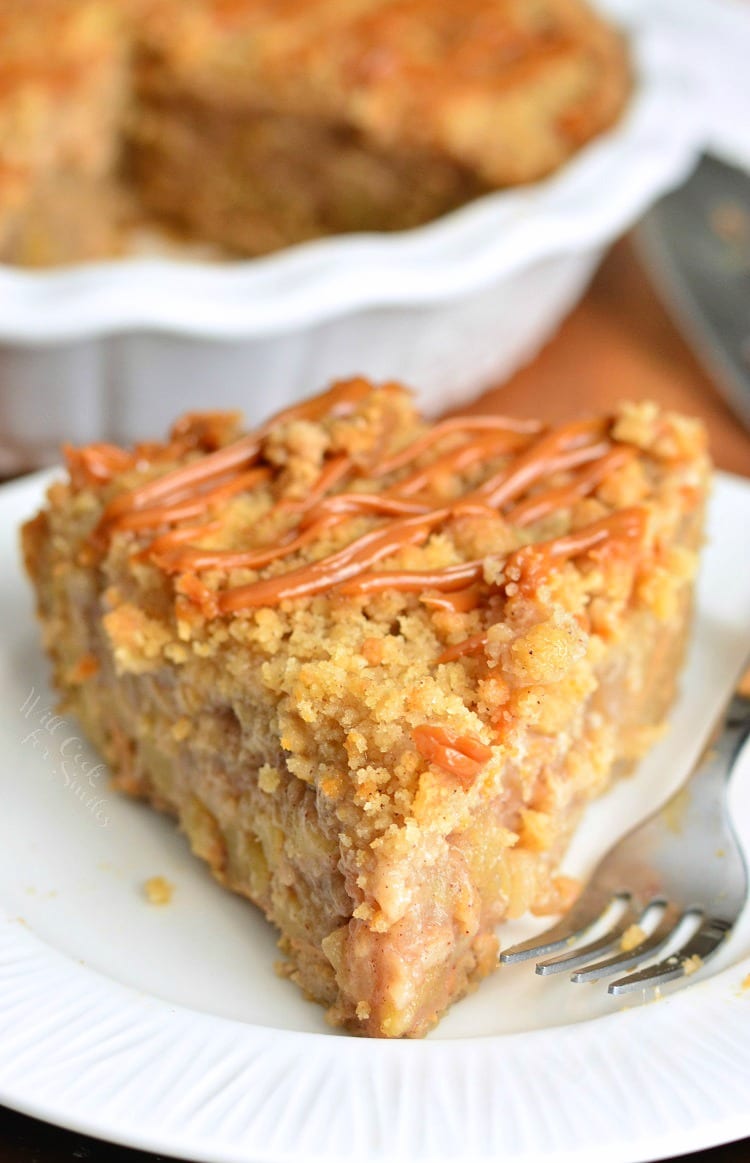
[22,381,709,1036]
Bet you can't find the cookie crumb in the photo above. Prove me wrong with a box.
[144,875,174,905]
[620,923,646,953]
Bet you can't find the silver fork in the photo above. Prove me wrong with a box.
[500,687,750,994]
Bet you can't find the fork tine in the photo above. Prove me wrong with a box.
[535,904,640,975]
[570,903,680,983]
[501,684,750,1000]
[608,914,733,994]
[499,887,619,965]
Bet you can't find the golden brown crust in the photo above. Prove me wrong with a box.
[22,383,708,1036]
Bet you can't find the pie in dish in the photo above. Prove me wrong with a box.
[1,0,630,264]
[127,0,631,255]
[22,381,709,1036]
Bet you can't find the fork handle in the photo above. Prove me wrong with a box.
[714,692,750,778]
[673,690,750,858]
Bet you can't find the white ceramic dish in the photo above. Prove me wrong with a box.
[0,0,710,469]
[2,468,750,1163]
[0,0,749,471]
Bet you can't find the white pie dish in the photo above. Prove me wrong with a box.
[0,0,747,468]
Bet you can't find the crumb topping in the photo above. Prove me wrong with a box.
[50,380,707,856]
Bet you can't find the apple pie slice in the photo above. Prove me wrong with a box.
[22,380,709,1036]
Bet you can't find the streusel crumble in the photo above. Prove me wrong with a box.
[22,380,708,1035]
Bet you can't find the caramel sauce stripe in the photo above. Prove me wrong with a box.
[373,414,543,477]
[412,724,493,784]
[73,383,643,620]
[217,509,451,613]
[436,506,648,663]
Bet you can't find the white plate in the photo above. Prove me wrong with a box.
[1,469,750,1163]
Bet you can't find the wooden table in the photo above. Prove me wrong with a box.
[467,237,750,478]
[1,237,748,1163]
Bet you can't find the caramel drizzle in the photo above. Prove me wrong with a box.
[97,378,377,532]
[99,434,262,529]
[379,429,532,498]
[436,507,647,663]
[85,382,644,618]
[467,420,609,509]
[420,584,484,614]
[412,725,493,785]
[305,493,433,522]
[217,509,452,614]
[169,410,243,451]
[153,514,335,574]
[149,426,537,576]
[64,443,136,490]
[134,520,223,565]
[438,631,492,665]
[509,506,647,587]
[216,499,510,612]
[373,414,542,476]
[270,455,352,517]
[152,494,444,575]
[109,467,271,535]
[344,505,645,609]
[507,445,635,527]
[338,558,485,598]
